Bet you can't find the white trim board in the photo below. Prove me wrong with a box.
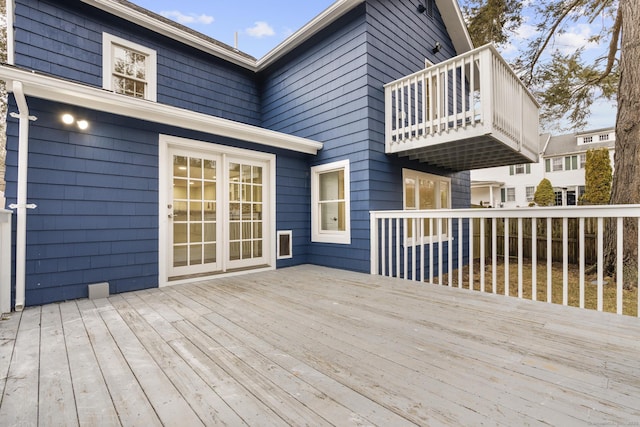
[158,135,277,288]
[0,65,323,155]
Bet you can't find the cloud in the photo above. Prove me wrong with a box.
[246,21,275,38]
[552,24,599,54]
[161,10,214,25]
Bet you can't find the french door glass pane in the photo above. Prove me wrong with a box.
[229,162,263,262]
[173,154,217,268]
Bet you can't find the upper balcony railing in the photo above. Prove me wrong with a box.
[384,44,540,171]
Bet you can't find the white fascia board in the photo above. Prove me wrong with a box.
[81,0,259,71]
[435,0,474,54]
[0,66,323,155]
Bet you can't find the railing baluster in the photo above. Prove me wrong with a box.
[518,217,523,299]
[429,218,434,284]
[532,217,537,301]
[411,218,417,281]
[458,217,463,288]
[448,218,453,286]
[579,217,585,309]
[480,217,485,292]
[469,218,474,290]
[547,217,552,304]
[504,217,509,296]
[387,217,393,277]
[403,218,408,280]
[381,218,387,276]
[419,218,425,283]
[395,218,401,277]
[563,217,568,306]
[617,217,623,315]
[492,217,497,294]
[597,217,604,311]
[438,218,443,285]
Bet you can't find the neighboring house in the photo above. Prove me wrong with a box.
[471,127,615,208]
[0,0,537,308]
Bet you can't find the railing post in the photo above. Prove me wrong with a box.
[479,47,494,132]
[370,212,378,275]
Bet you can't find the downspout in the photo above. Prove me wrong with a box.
[8,81,37,311]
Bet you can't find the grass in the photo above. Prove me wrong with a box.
[438,258,639,317]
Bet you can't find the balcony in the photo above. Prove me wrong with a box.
[384,44,539,171]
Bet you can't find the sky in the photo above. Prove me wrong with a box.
[131,0,335,59]
[130,0,616,131]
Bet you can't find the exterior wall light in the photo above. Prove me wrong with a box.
[61,114,89,130]
[62,113,75,124]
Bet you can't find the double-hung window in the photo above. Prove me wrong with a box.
[311,160,351,244]
[403,169,450,242]
[103,33,157,101]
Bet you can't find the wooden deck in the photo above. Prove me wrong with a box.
[1,265,639,426]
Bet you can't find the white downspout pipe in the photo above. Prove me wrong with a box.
[9,81,37,311]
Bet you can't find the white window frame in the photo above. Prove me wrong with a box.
[525,186,535,202]
[103,33,157,101]
[506,187,516,202]
[552,157,563,171]
[402,169,451,245]
[311,160,351,244]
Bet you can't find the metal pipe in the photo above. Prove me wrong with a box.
[10,81,36,311]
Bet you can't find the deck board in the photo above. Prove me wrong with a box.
[1,265,639,426]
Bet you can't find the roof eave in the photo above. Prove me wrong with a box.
[435,0,474,54]
[80,0,260,71]
[0,66,323,155]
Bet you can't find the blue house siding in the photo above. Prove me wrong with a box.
[261,6,373,273]
[13,0,261,126]
[5,97,159,306]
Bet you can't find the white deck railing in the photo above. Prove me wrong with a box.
[370,206,640,317]
[384,44,539,160]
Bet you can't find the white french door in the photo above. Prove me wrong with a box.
[162,137,273,282]
[169,150,221,277]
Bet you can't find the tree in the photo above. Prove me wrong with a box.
[581,148,612,205]
[534,178,554,207]
[462,0,638,284]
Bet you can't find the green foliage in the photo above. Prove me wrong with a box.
[581,148,612,204]
[460,0,620,130]
[462,0,523,47]
[534,178,554,206]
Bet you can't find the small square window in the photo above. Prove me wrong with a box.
[103,33,157,101]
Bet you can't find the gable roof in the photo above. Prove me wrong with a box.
[81,0,473,72]
[543,128,615,157]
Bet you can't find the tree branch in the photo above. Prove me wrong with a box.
[526,0,584,84]
[589,5,621,85]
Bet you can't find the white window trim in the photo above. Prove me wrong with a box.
[402,169,452,245]
[311,160,351,245]
[102,32,157,101]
